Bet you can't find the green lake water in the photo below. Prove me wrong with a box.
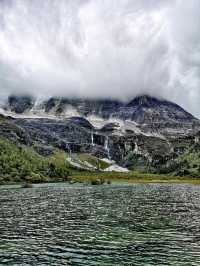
[0,183,200,265]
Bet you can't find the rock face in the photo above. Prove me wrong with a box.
[43,95,197,125]
[125,95,195,123]
[1,94,200,173]
[43,98,124,118]
[6,95,35,114]
[0,113,197,173]
[3,94,199,137]
[3,94,197,123]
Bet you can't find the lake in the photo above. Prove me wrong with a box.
[0,183,200,265]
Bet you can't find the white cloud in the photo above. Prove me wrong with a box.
[0,0,199,116]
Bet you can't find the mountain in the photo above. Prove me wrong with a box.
[2,94,199,137]
[125,95,196,123]
[0,94,200,182]
[4,94,197,123]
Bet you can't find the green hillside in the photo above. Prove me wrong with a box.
[0,138,70,184]
[174,145,200,177]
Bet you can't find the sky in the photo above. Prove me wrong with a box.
[0,0,200,117]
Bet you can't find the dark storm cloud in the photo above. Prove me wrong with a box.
[0,0,199,116]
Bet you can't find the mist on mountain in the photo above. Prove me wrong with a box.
[0,0,199,117]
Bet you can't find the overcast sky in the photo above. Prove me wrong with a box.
[0,0,200,116]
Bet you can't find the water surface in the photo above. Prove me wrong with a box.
[0,184,200,265]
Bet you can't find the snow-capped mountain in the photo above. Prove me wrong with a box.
[0,94,200,173]
[3,94,197,123]
[1,94,199,137]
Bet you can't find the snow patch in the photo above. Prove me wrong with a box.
[101,158,115,164]
[62,105,81,118]
[66,156,97,171]
[66,157,85,169]
[104,165,129,173]
[87,115,106,129]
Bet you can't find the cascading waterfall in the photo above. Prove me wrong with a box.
[91,132,94,146]
[134,142,139,154]
[104,135,111,159]
[66,143,72,158]
[29,97,45,114]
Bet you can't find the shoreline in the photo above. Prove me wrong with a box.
[1,174,200,189]
[71,171,200,185]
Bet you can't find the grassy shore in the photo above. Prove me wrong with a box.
[71,171,200,185]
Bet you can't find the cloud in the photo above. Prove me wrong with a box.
[0,0,199,116]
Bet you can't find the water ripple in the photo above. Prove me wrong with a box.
[0,184,200,265]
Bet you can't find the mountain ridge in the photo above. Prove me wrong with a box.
[0,94,200,180]
[2,94,198,124]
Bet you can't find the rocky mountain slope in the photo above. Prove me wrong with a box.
[3,94,197,123]
[2,94,200,137]
[0,94,200,178]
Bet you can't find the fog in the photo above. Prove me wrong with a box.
[0,0,200,116]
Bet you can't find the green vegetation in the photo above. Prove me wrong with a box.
[91,178,105,185]
[155,144,200,178]
[1,137,200,186]
[0,138,70,184]
[174,146,200,177]
[0,114,7,122]
[71,170,200,185]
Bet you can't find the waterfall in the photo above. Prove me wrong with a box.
[91,132,94,146]
[104,136,111,159]
[134,142,139,154]
[67,143,72,158]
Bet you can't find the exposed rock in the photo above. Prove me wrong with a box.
[1,94,200,174]
[67,117,94,130]
[100,122,120,132]
[0,120,32,145]
[2,94,199,137]
[7,95,35,114]
[126,95,196,123]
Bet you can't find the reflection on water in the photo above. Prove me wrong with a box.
[0,184,200,265]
